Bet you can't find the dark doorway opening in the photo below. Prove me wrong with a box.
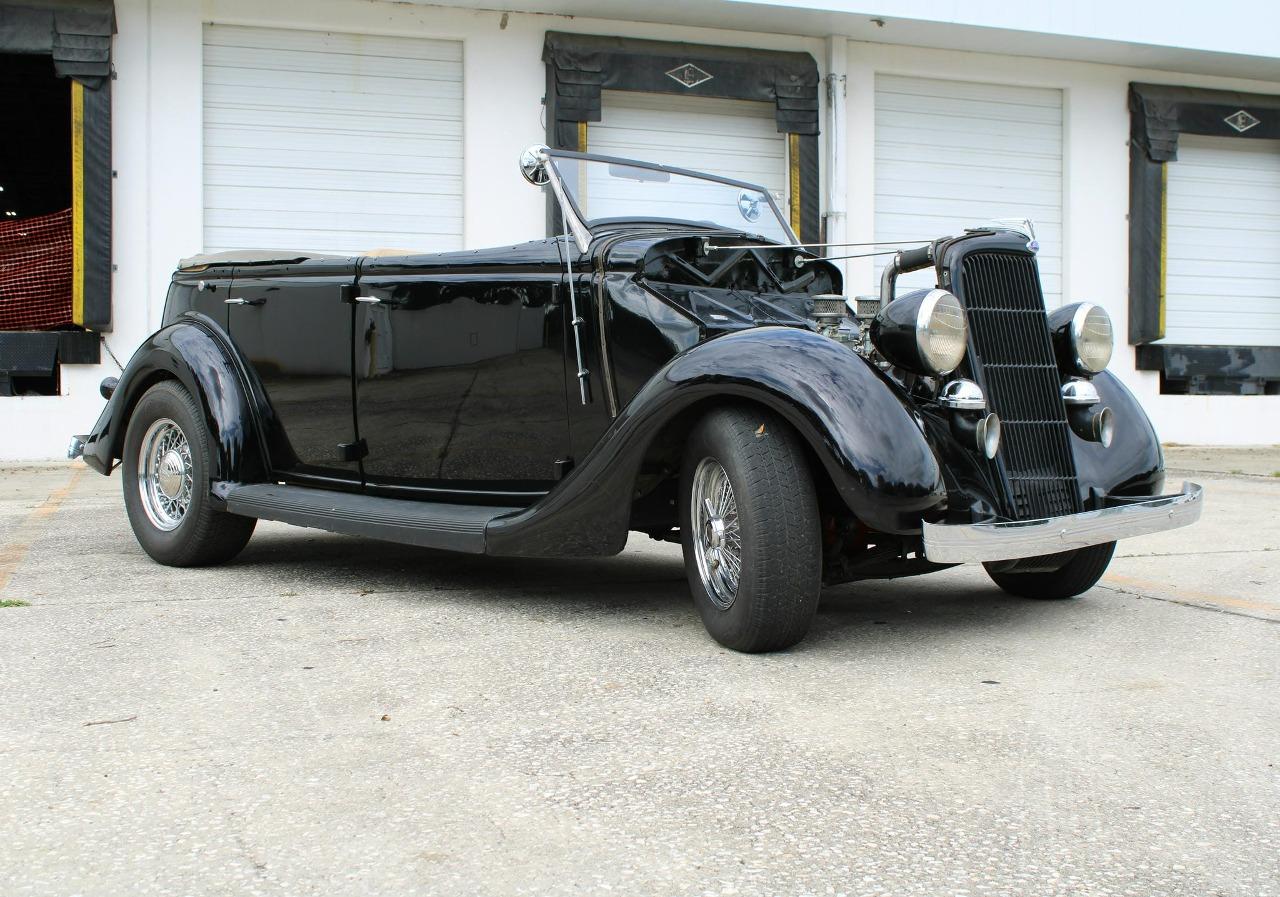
[0,53,73,395]
[0,53,71,219]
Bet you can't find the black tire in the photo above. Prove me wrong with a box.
[679,406,821,652]
[121,380,256,566]
[984,542,1116,599]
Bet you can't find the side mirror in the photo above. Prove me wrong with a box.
[519,145,550,186]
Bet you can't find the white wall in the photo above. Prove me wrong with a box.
[5,0,1280,459]
[3,0,824,461]
[842,40,1280,446]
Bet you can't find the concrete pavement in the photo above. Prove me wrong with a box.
[0,449,1277,896]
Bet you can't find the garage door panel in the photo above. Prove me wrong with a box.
[204,24,461,60]
[206,207,460,233]
[204,46,463,85]
[877,189,1063,217]
[204,225,459,257]
[875,74,1063,306]
[877,75,1062,109]
[204,65,460,101]
[590,90,788,218]
[205,146,461,177]
[204,167,460,198]
[205,126,458,159]
[204,102,462,134]
[874,102,1062,132]
[877,162,1061,192]
[206,185,462,217]
[203,24,463,255]
[205,86,459,119]
[1162,135,1280,346]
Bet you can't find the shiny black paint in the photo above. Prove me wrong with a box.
[80,314,266,484]
[353,270,569,492]
[487,326,947,557]
[934,230,1166,511]
[85,224,1168,563]
[225,260,361,482]
[1072,371,1165,501]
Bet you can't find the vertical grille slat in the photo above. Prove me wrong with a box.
[958,250,1082,520]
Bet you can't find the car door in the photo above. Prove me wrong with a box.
[224,259,362,484]
[353,261,571,497]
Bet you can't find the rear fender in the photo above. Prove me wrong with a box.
[486,326,945,557]
[80,315,267,484]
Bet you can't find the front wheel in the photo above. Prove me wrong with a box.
[121,380,256,566]
[984,542,1116,599]
[680,406,822,652]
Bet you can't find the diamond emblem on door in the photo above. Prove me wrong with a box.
[1224,109,1261,133]
[666,63,713,88]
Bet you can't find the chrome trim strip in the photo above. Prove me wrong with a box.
[922,482,1203,564]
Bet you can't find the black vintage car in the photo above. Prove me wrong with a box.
[71,147,1201,652]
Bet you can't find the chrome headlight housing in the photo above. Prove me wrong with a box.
[870,288,968,376]
[1049,302,1113,375]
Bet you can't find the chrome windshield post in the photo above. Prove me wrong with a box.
[539,151,592,255]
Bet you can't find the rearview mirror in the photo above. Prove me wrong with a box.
[607,163,670,183]
[519,145,550,186]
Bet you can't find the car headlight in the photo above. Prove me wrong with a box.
[1049,302,1113,375]
[870,288,968,376]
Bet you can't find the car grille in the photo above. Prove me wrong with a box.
[957,250,1082,520]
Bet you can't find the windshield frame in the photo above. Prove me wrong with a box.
[542,147,799,252]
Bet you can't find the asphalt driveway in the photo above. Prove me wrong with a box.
[1,449,1277,896]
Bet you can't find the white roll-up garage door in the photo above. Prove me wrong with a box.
[874,75,1064,305]
[202,25,463,255]
[1163,134,1280,346]
[586,90,789,235]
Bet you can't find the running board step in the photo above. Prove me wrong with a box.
[224,484,520,553]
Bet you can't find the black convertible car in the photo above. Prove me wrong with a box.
[71,146,1201,651]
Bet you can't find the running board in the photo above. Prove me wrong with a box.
[224,484,520,554]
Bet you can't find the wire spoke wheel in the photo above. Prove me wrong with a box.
[691,457,742,610]
[137,418,193,532]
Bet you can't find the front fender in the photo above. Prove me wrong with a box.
[80,315,266,484]
[486,327,945,557]
[1072,370,1165,499]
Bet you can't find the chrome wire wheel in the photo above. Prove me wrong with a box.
[691,456,742,610]
[137,417,193,532]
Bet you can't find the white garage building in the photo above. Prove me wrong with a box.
[3,0,1279,459]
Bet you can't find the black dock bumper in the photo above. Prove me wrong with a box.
[922,483,1204,564]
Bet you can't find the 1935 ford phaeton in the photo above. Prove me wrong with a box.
[71,147,1202,652]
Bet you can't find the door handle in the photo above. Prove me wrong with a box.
[354,296,382,304]
[224,297,266,306]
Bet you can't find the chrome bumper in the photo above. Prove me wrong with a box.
[922,482,1203,564]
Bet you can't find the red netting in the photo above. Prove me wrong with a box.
[0,208,74,331]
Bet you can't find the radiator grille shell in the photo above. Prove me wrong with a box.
[955,250,1082,520]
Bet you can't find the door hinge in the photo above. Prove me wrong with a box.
[336,438,368,462]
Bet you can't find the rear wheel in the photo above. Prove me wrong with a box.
[122,380,255,566]
[984,542,1116,599]
[679,406,821,652]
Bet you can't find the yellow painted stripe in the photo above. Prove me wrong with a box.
[0,468,84,597]
[1104,573,1277,616]
[578,120,588,152]
[1158,161,1167,339]
[71,80,85,327]
[787,133,801,237]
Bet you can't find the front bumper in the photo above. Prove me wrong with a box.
[922,482,1203,564]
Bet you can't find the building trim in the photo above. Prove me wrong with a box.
[1128,81,1280,348]
[541,30,821,243]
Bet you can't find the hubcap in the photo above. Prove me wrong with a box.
[691,457,741,610]
[138,418,193,532]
